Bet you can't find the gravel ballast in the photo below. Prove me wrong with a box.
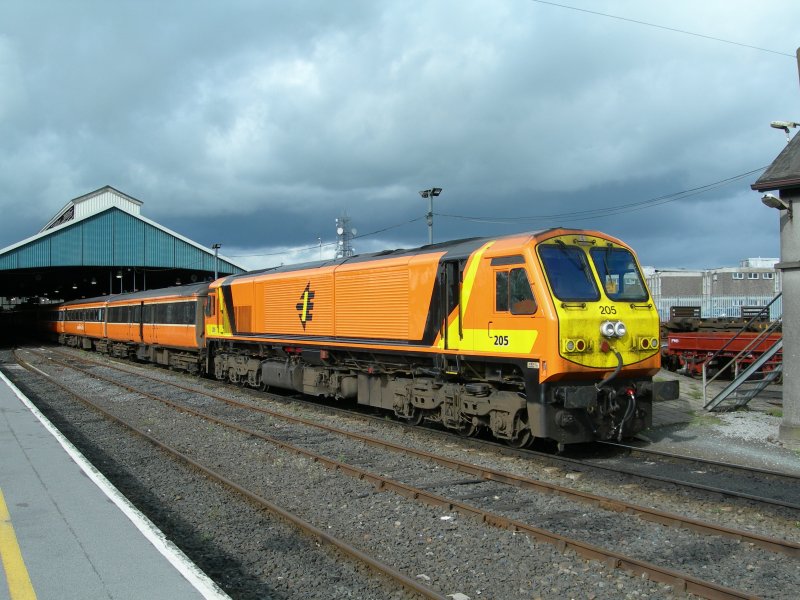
[6,346,799,599]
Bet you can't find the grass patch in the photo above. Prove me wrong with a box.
[767,408,783,418]
[689,413,724,427]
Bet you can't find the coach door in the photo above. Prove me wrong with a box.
[205,292,219,336]
[138,301,144,342]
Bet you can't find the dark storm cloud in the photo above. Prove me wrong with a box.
[0,0,797,269]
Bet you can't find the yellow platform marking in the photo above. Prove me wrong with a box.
[0,487,37,600]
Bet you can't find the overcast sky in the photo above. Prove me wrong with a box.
[1,1,799,271]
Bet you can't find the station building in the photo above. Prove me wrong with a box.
[0,186,245,307]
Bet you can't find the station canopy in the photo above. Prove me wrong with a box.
[0,186,245,302]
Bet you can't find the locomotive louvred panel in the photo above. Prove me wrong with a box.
[261,274,334,335]
[235,306,252,332]
[334,266,410,340]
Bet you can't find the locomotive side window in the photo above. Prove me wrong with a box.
[589,247,648,302]
[509,268,536,314]
[495,271,509,311]
[495,269,537,314]
[538,244,600,301]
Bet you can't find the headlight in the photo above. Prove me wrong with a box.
[600,321,616,337]
[600,320,627,338]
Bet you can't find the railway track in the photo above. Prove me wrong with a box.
[8,349,444,600]
[30,346,800,556]
[14,346,800,599]
[39,345,799,514]
[593,440,800,508]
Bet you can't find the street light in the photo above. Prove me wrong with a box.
[770,120,800,143]
[212,243,222,280]
[418,187,442,245]
[762,193,793,218]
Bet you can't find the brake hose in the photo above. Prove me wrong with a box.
[596,350,623,391]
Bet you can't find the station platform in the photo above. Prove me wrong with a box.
[0,369,229,600]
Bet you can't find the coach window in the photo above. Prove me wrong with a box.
[495,269,537,315]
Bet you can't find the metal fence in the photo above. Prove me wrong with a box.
[653,295,782,322]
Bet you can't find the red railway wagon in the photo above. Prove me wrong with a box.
[663,331,782,376]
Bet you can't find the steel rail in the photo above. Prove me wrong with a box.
[15,351,769,599]
[41,346,798,510]
[516,444,800,511]
[34,346,800,558]
[10,351,447,600]
[598,440,800,481]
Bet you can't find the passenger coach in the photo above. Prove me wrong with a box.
[52,283,208,372]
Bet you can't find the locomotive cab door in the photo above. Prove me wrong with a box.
[441,259,465,351]
[464,256,540,355]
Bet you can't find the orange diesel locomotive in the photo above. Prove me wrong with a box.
[50,229,678,446]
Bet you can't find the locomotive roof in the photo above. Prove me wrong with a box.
[220,230,569,284]
[60,281,210,306]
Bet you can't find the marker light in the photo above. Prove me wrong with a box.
[564,339,588,353]
[613,321,627,337]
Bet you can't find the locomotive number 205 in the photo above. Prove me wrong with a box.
[493,335,509,346]
[599,305,617,315]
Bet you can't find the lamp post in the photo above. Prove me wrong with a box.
[418,187,442,245]
[212,243,222,280]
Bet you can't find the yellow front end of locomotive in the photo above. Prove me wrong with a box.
[537,233,660,375]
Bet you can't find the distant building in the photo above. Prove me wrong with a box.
[645,259,782,320]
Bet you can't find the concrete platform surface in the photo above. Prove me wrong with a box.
[0,369,229,600]
[647,369,800,476]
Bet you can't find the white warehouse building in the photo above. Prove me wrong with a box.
[645,258,782,321]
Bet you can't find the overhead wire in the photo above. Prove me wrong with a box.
[436,166,769,225]
[528,0,795,58]
[227,165,767,260]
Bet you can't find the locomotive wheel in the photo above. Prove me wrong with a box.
[457,421,478,437]
[404,408,424,426]
[505,429,532,448]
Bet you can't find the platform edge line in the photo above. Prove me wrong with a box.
[0,368,230,600]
